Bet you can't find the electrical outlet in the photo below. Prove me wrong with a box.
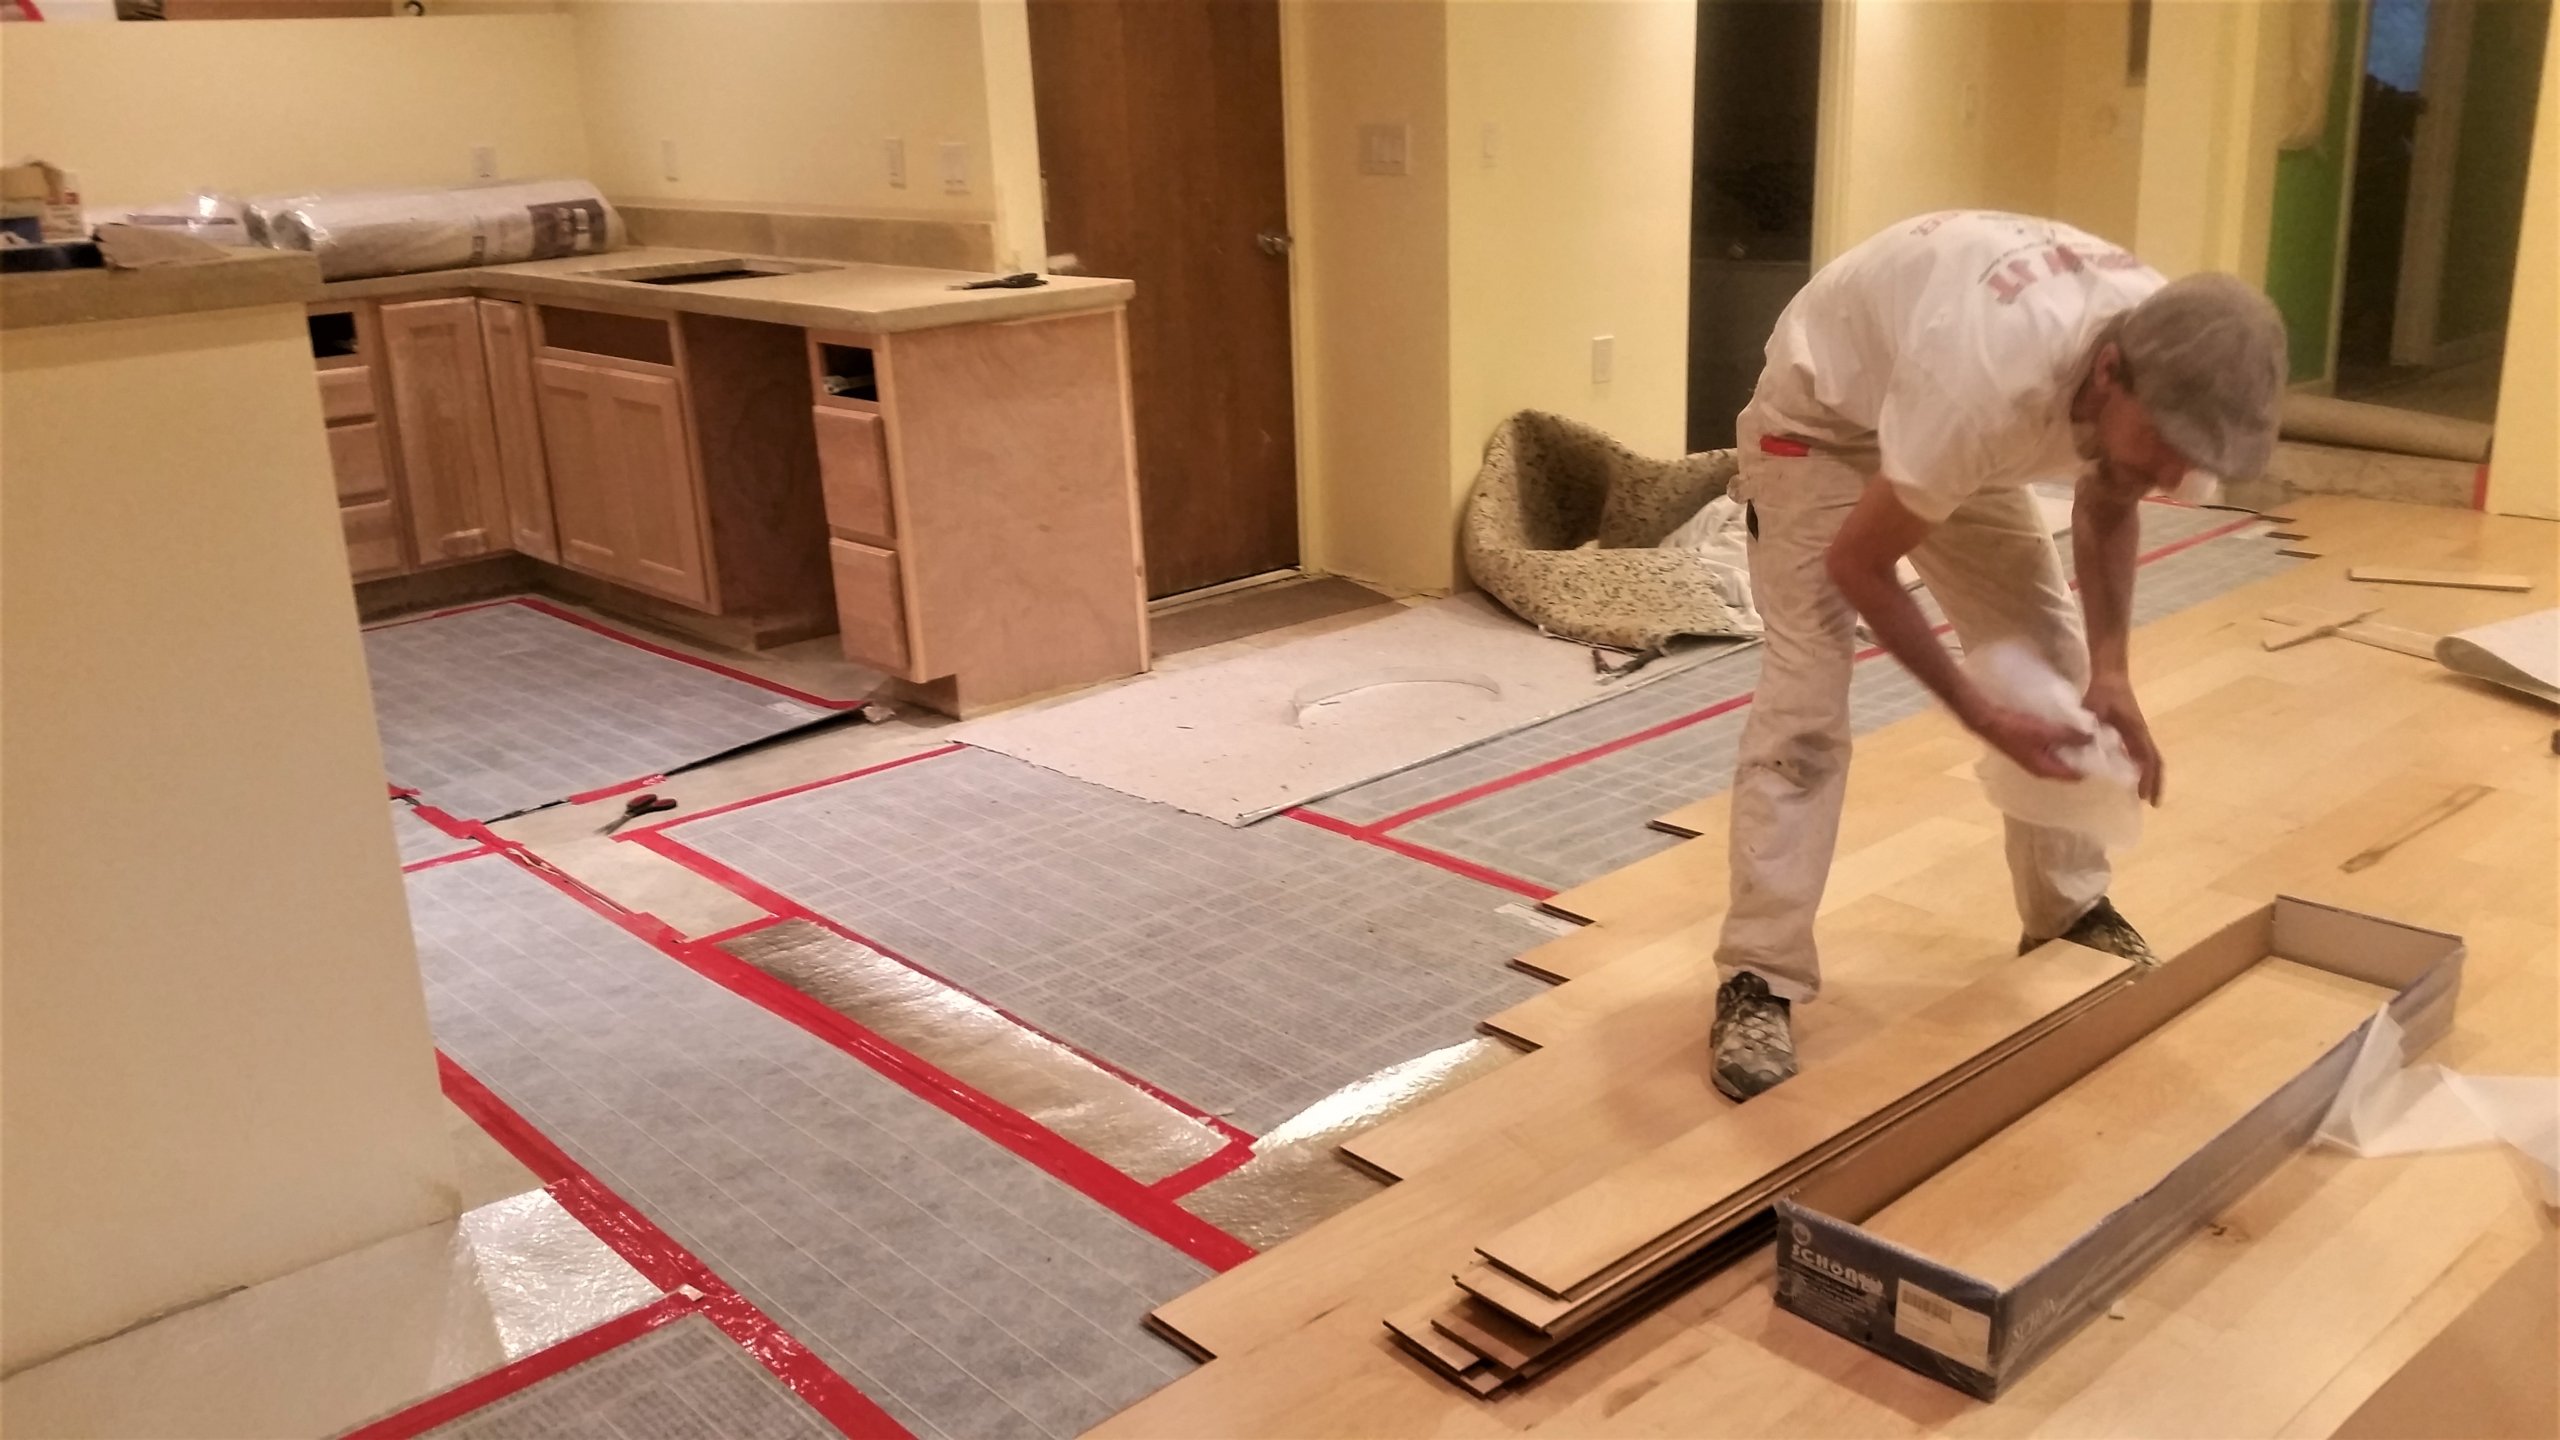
[1591,335,1616,386]
[1358,123,1410,177]
[1481,122,1503,168]
[660,140,681,183]
[940,141,970,195]
[470,145,498,181]
[885,137,908,189]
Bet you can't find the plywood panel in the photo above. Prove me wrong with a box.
[813,404,896,546]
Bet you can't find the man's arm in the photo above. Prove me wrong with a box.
[2071,485,2164,801]
[1827,478,2087,779]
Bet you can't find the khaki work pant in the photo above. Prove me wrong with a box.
[1713,410,2110,1001]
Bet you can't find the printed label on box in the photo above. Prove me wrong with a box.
[1895,1279,1992,1370]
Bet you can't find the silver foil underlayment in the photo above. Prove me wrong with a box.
[719,919,1231,1185]
[1177,1038,1518,1249]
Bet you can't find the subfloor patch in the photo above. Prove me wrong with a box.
[668,749,1555,1134]
[423,1313,830,1439]
[408,854,1207,1440]
[364,601,849,822]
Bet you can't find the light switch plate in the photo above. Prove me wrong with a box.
[1358,123,1410,177]
[886,137,908,189]
[940,140,970,195]
[1591,335,1616,386]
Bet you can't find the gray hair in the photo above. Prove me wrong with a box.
[2113,273,2289,481]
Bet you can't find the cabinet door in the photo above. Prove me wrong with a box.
[531,357,623,581]
[380,298,510,564]
[476,299,560,563]
[600,368,713,609]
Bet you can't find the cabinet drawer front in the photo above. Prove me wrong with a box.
[317,366,376,424]
[813,405,896,545]
[341,498,406,581]
[829,538,913,677]
[326,420,393,505]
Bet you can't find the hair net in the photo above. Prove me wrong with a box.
[2116,273,2289,481]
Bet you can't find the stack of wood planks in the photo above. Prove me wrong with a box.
[1386,942,2133,1393]
[1093,498,2557,1440]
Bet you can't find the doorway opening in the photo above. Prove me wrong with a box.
[2334,0,2550,423]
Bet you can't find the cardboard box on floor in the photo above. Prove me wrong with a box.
[1774,897,2463,1399]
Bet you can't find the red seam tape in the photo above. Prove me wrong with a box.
[435,1053,911,1436]
[495,842,1258,1271]
[1283,809,1559,899]
[624,742,968,837]
[342,1292,698,1439]
[507,596,863,711]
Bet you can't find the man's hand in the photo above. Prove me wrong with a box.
[2082,676,2163,803]
[1962,700,2092,781]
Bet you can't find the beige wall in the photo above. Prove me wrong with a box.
[1284,0,1455,595]
[1813,0,2084,259]
[2486,6,2558,519]
[2134,0,2289,280]
[568,1,1000,218]
[1446,0,1696,560]
[1,307,457,1372]
[0,16,591,207]
[2049,0,2148,245]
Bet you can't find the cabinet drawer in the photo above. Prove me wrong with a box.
[813,405,895,545]
[326,420,393,505]
[341,498,406,581]
[829,538,912,676]
[317,366,376,424]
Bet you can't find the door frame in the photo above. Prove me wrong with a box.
[2390,0,2478,366]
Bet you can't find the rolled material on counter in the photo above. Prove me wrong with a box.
[265,179,625,282]
[2281,392,2493,464]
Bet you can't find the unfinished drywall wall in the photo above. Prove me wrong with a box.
[1283,0,1454,595]
[1445,0,1695,525]
[1,306,457,1372]
[2486,1,2558,519]
[0,15,591,206]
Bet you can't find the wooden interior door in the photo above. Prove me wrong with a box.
[1026,0,1298,598]
[599,368,713,609]
[378,298,509,565]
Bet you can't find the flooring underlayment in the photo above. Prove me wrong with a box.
[1311,504,2293,888]
[364,600,848,822]
[667,748,1556,1134]
[423,1313,831,1440]
[393,797,481,866]
[954,592,1750,826]
[409,854,1207,1440]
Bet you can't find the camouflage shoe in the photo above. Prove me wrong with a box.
[2022,896,2158,966]
[1711,971,1798,1102]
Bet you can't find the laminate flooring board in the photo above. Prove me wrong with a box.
[1093,500,2554,1439]
[1477,942,2130,1298]
[364,600,845,821]
[2345,566,2534,592]
[1860,958,2390,1285]
[673,748,1550,1133]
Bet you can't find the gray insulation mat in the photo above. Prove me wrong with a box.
[421,1314,832,1439]
[363,601,845,822]
[391,798,480,866]
[669,748,1555,1135]
[409,854,1205,1440]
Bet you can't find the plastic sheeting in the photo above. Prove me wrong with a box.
[2436,609,2560,706]
[1960,639,2145,851]
[266,179,624,282]
[2317,1007,2560,1206]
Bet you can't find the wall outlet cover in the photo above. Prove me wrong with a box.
[886,137,908,190]
[1358,123,1411,177]
[470,145,498,181]
[940,140,970,195]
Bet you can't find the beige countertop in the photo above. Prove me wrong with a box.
[321,247,1133,334]
[1,250,322,331]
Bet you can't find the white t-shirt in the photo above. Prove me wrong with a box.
[1750,212,2165,523]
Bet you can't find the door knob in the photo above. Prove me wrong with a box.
[1257,229,1294,257]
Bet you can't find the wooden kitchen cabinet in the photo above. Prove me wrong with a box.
[475,298,560,563]
[379,298,510,564]
[308,303,409,581]
[531,354,712,609]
